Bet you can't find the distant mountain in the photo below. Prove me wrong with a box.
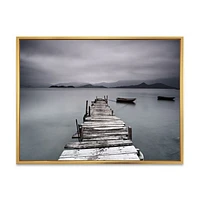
[146,77,180,88]
[49,82,176,89]
[49,84,107,88]
[52,82,90,87]
[49,85,75,88]
[94,77,179,88]
[78,84,107,88]
[115,82,178,89]
[94,80,140,87]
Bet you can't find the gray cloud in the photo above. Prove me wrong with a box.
[20,39,180,86]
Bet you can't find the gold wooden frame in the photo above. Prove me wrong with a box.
[16,36,183,164]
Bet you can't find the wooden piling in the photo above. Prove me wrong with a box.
[80,126,83,141]
[75,119,78,130]
[76,119,79,138]
[128,126,132,141]
[85,100,88,115]
[89,106,91,116]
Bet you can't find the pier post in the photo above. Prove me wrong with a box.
[76,119,80,138]
[85,100,88,115]
[105,95,107,104]
[89,106,91,116]
[80,126,83,141]
[83,114,86,122]
[128,126,132,141]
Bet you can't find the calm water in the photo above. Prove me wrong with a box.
[20,88,180,161]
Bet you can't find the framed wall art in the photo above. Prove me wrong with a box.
[16,36,183,164]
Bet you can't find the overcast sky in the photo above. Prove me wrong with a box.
[20,39,180,86]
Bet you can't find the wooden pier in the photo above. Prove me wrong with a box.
[59,96,143,161]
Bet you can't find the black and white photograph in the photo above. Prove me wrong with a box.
[17,37,183,163]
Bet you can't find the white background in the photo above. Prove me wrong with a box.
[0,0,200,199]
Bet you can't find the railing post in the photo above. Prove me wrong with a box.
[80,126,83,142]
[83,114,86,122]
[76,119,79,138]
[106,95,108,104]
[89,106,91,116]
[85,100,88,115]
[128,126,132,141]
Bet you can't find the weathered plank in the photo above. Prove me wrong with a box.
[64,139,133,149]
[60,148,97,158]
[91,127,127,130]
[82,129,128,134]
[82,125,125,128]
[85,119,122,123]
[91,113,112,116]
[92,109,111,111]
[59,154,139,160]
[92,106,107,108]
[82,124,125,128]
[83,135,128,141]
[83,132,128,138]
[85,116,120,120]
[92,111,111,113]
[59,145,138,158]
[85,119,121,122]
[83,121,125,125]
[82,122,125,125]
[92,107,111,110]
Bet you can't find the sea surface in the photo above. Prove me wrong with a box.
[20,88,180,161]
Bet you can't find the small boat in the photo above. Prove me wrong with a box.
[116,97,136,103]
[157,96,175,101]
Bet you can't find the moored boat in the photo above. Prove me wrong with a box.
[116,97,136,103]
[157,96,175,101]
